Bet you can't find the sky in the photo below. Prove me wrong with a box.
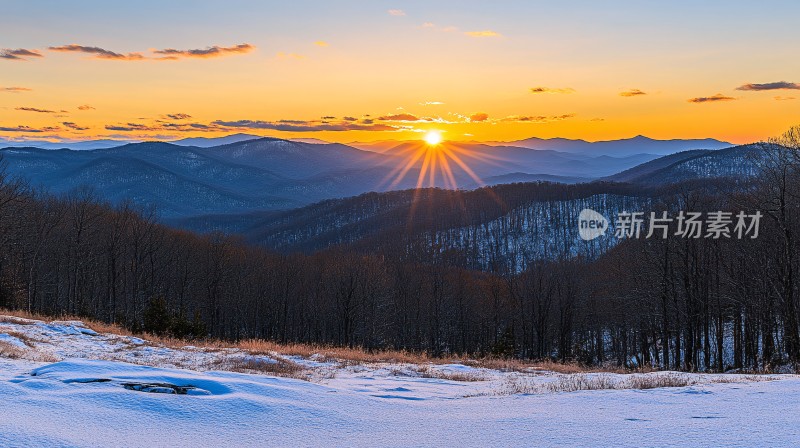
[1,0,799,145]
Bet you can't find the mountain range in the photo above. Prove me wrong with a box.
[0,135,746,220]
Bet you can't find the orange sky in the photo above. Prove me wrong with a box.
[1,1,799,145]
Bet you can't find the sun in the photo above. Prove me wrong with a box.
[423,130,443,146]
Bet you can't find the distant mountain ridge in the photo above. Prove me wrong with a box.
[494,135,732,156]
[0,135,745,219]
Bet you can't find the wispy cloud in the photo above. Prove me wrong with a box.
[314,41,329,47]
[465,30,502,38]
[0,48,43,61]
[620,89,646,97]
[377,113,420,121]
[500,114,575,123]
[388,9,406,16]
[469,112,489,122]
[736,81,800,91]
[530,87,575,94]
[77,104,95,111]
[15,107,56,113]
[212,119,397,132]
[159,122,222,131]
[153,44,254,60]
[0,125,59,133]
[420,101,444,106]
[1,87,32,93]
[774,96,796,101]
[104,123,157,132]
[62,122,89,131]
[47,43,254,61]
[688,94,736,103]
[49,44,144,60]
[164,113,192,120]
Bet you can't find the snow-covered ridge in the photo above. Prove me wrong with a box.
[1,314,798,447]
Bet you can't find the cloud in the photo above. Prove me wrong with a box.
[736,81,800,91]
[104,123,157,132]
[49,44,145,60]
[420,101,444,106]
[159,122,224,132]
[501,114,575,123]
[775,96,796,101]
[165,113,192,120]
[314,41,329,47]
[469,112,489,122]
[276,52,305,60]
[465,30,502,38]
[0,125,59,133]
[77,104,95,110]
[530,87,575,94]
[377,113,420,121]
[620,89,646,97]
[15,107,56,113]
[688,94,736,103]
[421,22,435,28]
[62,122,89,131]
[388,9,406,16]
[153,43,254,60]
[211,119,397,132]
[1,87,32,93]
[0,48,43,61]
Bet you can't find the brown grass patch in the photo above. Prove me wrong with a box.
[627,373,694,389]
[230,339,444,365]
[0,330,36,347]
[0,340,26,359]
[0,340,58,363]
[0,315,37,325]
[224,356,307,379]
[496,371,774,396]
[499,372,705,396]
[415,365,487,382]
[709,375,775,384]
[0,308,132,336]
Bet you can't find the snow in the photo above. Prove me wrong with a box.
[1,315,800,447]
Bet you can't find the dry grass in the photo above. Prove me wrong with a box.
[0,308,133,336]
[0,340,26,359]
[0,315,37,325]
[222,356,307,379]
[415,365,488,382]
[0,330,37,347]
[627,373,695,389]
[709,375,775,384]
[0,340,58,363]
[497,371,775,396]
[463,358,635,374]
[232,339,436,365]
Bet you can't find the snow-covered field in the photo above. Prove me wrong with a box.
[2,315,799,447]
